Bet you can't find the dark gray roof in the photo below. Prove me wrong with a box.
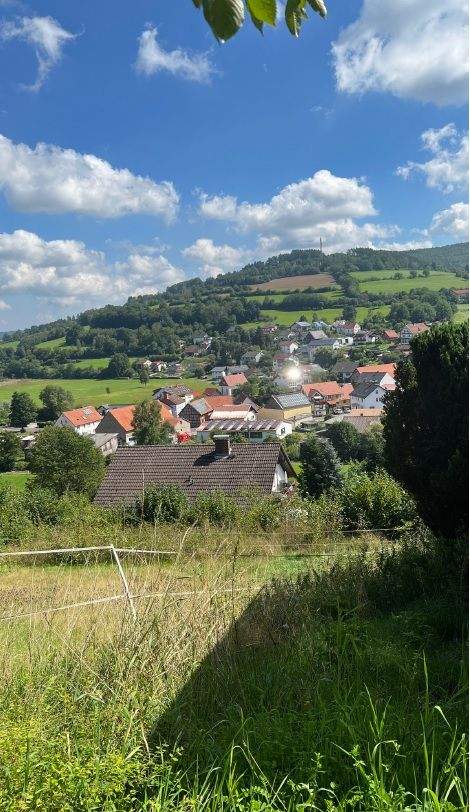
[182,397,211,415]
[153,385,193,397]
[342,414,382,433]
[268,393,311,409]
[355,371,386,384]
[91,432,118,448]
[200,419,287,432]
[94,443,294,506]
[352,382,383,399]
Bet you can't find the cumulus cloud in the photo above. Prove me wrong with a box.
[0,134,179,220]
[396,124,468,192]
[135,26,215,83]
[0,229,186,309]
[428,202,469,238]
[182,238,249,277]
[375,239,433,250]
[332,0,468,106]
[0,15,75,91]
[197,170,396,254]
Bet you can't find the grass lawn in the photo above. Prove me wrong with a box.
[35,336,67,349]
[246,289,342,305]
[0,471,32,490]
[0,339,18,349]
[355,271,468,295]
[0,376,206,406]
[453,304,469,323]
[246,305,390,327]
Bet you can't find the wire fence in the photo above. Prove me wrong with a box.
[0,533,396,624]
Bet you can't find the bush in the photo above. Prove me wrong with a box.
[0,431,21,472]
[246,495,284,530]
[190,491,239,527]
[339,469,417,531]
[135,484,189,524]
[0,482,32,543]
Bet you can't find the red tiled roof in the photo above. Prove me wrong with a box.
[404,323,429,335]
[355,363,396,376]
[221,373,247,387]
[61,406,101,427]
[383,329,399,340]
[204,395,236,409]
[105,403,178,432]
[303,381,342,397]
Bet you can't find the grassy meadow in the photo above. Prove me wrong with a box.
[354,270,468,294]
[250,273,337,291]
[0,526,466,810]
[242,304,390,327]
[0,376,206,407]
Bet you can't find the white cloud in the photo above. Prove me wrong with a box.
[197,170,396,253]
[0,229,186,308]
[182,238,249,277]
[332,0,468,106]
[135,26,215,83]
[375,239,433,250]
[0,16,75,91]
[0,298,10,309]
[0,134,179,220]
[396,124,468,192]
[428,202,469,238]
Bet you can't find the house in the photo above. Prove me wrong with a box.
[400,323,430,344]
[260,324,278,334]
[333,320,361,336]
[350,383,394,410]
[90,433,119,457]
[259,393,312,423]
[210,404,257,421]
[353,363,396,383]
[273,352,299,370]
[331,360,357,382]
[240,350,263,366]
[273,364,305,391]
[325,409,382,433]
[94,437,296,507]
[305,330,327,342]
[184,344,202,357]
[153,385,194,410]
[96,403,189,445]
[353,330,377,344]
[219,372,248,396]
[210,365,249,380]
[279,340,298,355]
[355,371,395,388]
[382,329,399,342]
[197,419,293,443]
[166,362,183,377]
[302,381,353,411]
[55,406,101,436]
[301,337,342,361]
[290,321,312,336]
[179,398,213,429]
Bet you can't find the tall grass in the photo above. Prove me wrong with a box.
[0,532,466,810]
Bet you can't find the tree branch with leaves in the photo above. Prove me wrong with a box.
[192,0,326,43]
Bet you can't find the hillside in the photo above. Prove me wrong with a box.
[0,242,467,390]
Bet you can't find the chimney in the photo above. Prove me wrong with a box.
[213,434,231,458]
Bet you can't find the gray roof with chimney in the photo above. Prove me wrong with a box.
[94,441,295,506]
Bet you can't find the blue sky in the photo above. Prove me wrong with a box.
[0,0,468,330]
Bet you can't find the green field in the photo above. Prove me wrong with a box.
[35,336,67,349]
[0,376,206,407]
[0,471,32,490]
[246,289,341,304]
[0,339,18,349]
[453,303,469,323]
[243,304,390,327]
[354,271,468,295]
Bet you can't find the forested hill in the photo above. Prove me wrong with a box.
[2,242,468,348]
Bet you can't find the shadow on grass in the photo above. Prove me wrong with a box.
[151,539,467,793]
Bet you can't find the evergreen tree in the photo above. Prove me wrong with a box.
[298,434,341,499]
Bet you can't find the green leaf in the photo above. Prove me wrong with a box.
[192,0,202,8]
[285,0,308,36]
[203,0,245,41]
[247,0,277,26]
[308,0,327,18]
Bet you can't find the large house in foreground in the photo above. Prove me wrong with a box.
[94,437,295,507]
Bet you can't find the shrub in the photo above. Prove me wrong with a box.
[246,495,284,530]
[339,469,417,531]
[0,431,21,472]
[190,490,239,527]
[136,484,189,524]
[298,435,341,499]
[0,482,32,543]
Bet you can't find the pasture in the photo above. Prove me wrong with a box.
[244,304,390,327]
[0,529,465,809]
[0,376,206,406]
[0,471,32,491]
[354,270,468,294]
[250,273,337,291]
[454,303,469,323]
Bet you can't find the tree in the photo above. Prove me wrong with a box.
[9,392,38,428]
[342,303,357,321]
[383,323,468,540]
[315,347,338,370]
[0,431,21,472]
[104,353,132,378]
[298,434,341,499]
[139,367,150,386]
[422,268,430,277]
[132,399,172,446]
[409,270,418,279]
[192,0,327,43]
[39,385,74,421]
[326,422,361,462]
[28,426,105,497]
